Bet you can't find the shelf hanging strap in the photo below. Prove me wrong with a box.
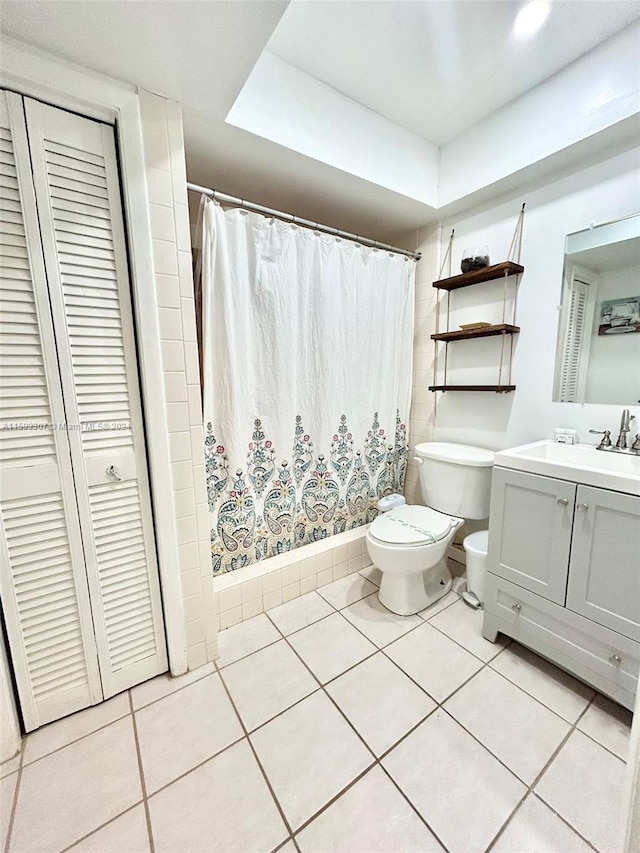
[507,203,526,264]
[434,229,455,398]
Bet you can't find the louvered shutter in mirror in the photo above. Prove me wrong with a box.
[24,98,167,696]
[557,268,596,403]
[0,90,103,731]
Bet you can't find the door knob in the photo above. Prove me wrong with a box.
[609,654,622,666]
[106,465,122,481]
[556,498,568,506]
[577,503,589,512]
[512,603,522,614]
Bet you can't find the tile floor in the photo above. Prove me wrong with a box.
[1,566,634,853]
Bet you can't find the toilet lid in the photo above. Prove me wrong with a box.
[370,505,458,546]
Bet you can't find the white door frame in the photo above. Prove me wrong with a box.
[0,40,188,705]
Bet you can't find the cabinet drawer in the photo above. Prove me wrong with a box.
[485,573,639,699]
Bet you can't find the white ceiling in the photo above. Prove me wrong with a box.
[267,0,640,145]
[1,0,639,242]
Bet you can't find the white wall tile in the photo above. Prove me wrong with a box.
[220,607,243,630]
[184,593,204,623]
[187,642,207,670]
[181,570,202,598]
[156,274,181,309]
[174,203,192,252]
[169,431,192,463]
[150,204,176,243]
[146,167,173,207]
[174,488,196,519]
[317,568,333,587]
[164,372,188,403]
[283,563,300,586]
[187,385,202,426]
[283,582,301,603]
[178,251,194,297]
[181,297,197,343]
[241,578,263,603]
[300,575,317,594]
[158,307,183,341]
[166,402,190,434]
[184,342,200,385]
[153,239,179,277]
[179,543,200,572]
[171,460,195,491]
[161,340,185,372]
[218,586,242,613]
[263,589,283,610]
[262,569,282,594]
[242,598,264,620]
[177,516,198,546]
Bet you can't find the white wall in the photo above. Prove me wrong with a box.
[427,147,640,451]
[227,51,440,208]
[439,21,640,208]
[584,264,640,405]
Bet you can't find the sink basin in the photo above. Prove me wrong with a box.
[495,440,640,495]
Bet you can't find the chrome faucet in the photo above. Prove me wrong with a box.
[590,409,638,455]
[616,408,635,449]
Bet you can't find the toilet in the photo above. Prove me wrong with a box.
[366,442,494,616]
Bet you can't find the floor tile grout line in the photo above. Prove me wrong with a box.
[11,587,620,852]
[3,735,25,853]
[17,709,132,770]
[148,619,614,852]
[376,761,452,853]
[293,595,605,852]
[57,800,146,853]
[483,692,601,853]
[267,612,452,851]
[128,691,156,853]
[215,664,297,842]
[529,791,601,853]
[131,663,214,710]
[217,578,459,678]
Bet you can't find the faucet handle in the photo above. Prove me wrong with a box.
[631,434,640,454]
[589,429,612,449]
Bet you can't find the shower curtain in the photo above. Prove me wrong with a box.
[201,199,414,574]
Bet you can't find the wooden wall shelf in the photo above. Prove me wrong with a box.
[433,261,524,291]
[431,323,520,343]
[428,385,517,393]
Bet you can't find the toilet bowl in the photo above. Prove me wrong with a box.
[367,505,463,615]
[366,442,494,616]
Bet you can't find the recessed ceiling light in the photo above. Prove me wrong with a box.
[513,0,551,40]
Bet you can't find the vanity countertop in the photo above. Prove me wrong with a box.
[494,439,640,496]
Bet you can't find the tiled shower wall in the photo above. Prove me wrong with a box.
[404,224,439,505]
[139,91,217,669]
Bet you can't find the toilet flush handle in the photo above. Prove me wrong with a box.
[413,457,424,465]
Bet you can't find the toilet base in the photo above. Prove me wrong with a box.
[378,558,452,616]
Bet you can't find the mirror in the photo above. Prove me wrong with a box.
[553,214,640,405]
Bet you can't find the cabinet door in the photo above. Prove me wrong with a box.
[24,98,168,696]
[567,485,640,642]
[0,90,103,731]
[488,467,575,604]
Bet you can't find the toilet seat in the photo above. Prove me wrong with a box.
[369,505,458,547]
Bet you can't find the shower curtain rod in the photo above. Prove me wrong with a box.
[187,182,421,261]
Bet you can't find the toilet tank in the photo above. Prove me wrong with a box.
[414,442,494,519]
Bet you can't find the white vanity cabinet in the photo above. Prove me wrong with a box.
[484,466,640,710]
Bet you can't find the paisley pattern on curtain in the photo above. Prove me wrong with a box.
[205,411,407,574]
[201,199,414,575]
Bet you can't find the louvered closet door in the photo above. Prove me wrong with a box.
[0,91,103,731]
[24,98,167,697]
